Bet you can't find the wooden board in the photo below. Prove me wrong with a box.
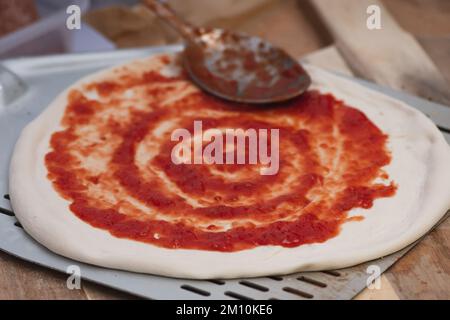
[385,218,450,299]
[0,250,138,299]
[310,0,450,106]
[0,251,87,300]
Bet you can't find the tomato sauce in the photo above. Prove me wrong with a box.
[45,56,396,252]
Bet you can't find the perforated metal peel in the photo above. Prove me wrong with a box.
[0,46,449,300]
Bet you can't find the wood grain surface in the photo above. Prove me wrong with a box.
[310,0,450,105]
[385,219,450,299]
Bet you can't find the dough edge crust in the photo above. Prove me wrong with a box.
[9,54,450,279]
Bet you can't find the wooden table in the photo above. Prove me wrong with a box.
[1,0,449,299]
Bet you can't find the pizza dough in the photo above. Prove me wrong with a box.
[9,54,450,279]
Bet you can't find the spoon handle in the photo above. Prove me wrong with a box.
[142,0,196,40]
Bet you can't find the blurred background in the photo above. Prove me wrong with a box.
[0,2,448,49]
[0,0,449,83]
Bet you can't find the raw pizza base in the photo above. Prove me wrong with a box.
[9,54,450,279]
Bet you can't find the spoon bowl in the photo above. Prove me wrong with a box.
[144,0,311,103]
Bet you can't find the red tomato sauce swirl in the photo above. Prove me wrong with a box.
[45,57,396,251]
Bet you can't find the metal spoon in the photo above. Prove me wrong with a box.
[143,0,311,104]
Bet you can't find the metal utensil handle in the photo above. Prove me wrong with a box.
[0,65,26,109]
[142,0,197,40]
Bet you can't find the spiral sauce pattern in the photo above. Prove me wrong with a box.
[45,55,396,251]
